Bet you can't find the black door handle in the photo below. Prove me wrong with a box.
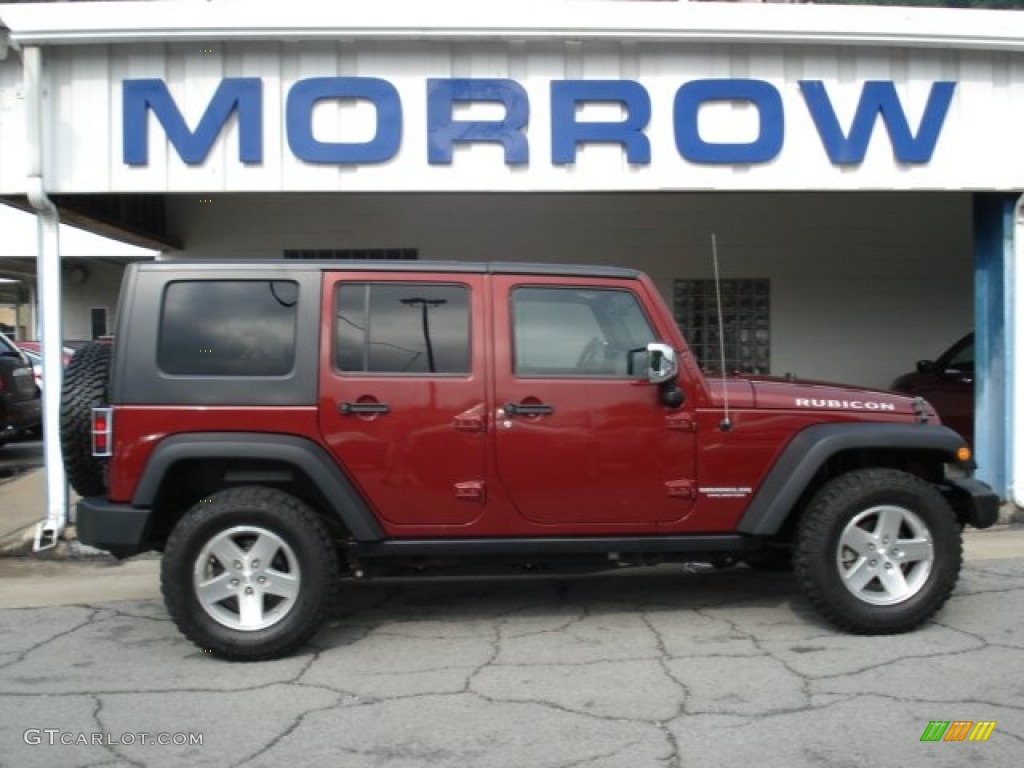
[504,402,554,417]
[339,401,391,415]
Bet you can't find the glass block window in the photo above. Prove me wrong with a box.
[673,278,770,374]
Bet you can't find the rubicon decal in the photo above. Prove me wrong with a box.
[794,398,897,411]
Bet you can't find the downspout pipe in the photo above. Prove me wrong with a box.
[24,44,68,551]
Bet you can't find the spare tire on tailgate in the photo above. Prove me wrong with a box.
[61,341,112,497]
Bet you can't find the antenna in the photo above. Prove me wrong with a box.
[711,233,732,432]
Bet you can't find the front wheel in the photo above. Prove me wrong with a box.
[794,468,962,634]
[161,487,339,661]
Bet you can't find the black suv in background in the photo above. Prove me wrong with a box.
[0,331,41,447]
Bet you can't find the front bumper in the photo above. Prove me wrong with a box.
[76,497,153,558]
[945,477,1000,529]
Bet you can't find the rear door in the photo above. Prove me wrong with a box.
[491,276,697,528]
[319,273,488,529]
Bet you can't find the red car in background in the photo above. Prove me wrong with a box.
[891,333,974,446]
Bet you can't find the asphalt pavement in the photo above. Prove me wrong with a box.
[0,438,43,482]
[2,451,1023,767]
[1,530,1022,768]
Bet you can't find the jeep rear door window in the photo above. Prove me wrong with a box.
[158,280,298,376]
[511,287,655,377]
[335,283,470,374]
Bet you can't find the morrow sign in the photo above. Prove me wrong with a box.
[123,77,956,169]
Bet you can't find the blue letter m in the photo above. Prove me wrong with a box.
[800,80,955,165]
[123,78,262,166]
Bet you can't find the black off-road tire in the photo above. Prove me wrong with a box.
[60,342,112,497]
[161,486,339,661]
[794,468,962,635]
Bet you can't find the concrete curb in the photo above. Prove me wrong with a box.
[0,524,115,561]
[0,525,35,557]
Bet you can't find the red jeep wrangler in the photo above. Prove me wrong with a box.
[61,261,998,660]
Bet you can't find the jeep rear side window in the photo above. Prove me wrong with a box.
[157,280,298,376]
[512,287,656,377]
[335,283,470,374]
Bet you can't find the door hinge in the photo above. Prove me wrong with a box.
[455,481,486,501]
[666,479,696,499]
[666,414,695,432]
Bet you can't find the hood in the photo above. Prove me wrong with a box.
[746,376,932,419]
[702,377,756,409]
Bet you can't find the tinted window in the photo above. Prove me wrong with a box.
[0,332,21,358]
[158,281,298,376]
[944,337,974,371]
[512,287,655,377]
[336,283,470,374]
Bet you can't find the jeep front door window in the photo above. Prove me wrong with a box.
[512,287,655,377]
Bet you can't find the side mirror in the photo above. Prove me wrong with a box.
[645,342,679,384]
[916,360,938,374]
[626,343,684,408]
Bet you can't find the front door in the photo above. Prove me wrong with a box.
[491,276,697,528]
[319,273,487,528]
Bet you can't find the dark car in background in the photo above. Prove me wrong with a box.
[16,342,75,391]
[892,333,974,445]
[0,332,42,446]
[16,340,75,366]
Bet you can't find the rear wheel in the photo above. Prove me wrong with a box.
[794,468,961,634]
[161,486,339,661]
[60,342,111,496]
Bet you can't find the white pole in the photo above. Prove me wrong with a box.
[23,45,67,550]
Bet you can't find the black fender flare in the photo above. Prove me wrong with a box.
[736,423,967,536]
[132,433,384,541]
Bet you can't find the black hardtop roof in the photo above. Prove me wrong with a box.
[135,260,642,280]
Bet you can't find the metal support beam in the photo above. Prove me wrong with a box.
[972,193,1015,500]
[23,45,67,551]
[1012,197,1024,509]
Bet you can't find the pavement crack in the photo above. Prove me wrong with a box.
[809,638,992,683]
[84,605,171,623]
[639,611,689,717]
[657,724,682,768]
[230,689,346,768]
[996,728,1024,746]
[555,740,648,768]
[463,619,502,693]
[91,693,145,768]
[0,606,104,670]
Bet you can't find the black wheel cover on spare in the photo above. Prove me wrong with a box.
[61,342,112,497]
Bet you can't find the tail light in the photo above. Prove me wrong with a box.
[92,407,113,457]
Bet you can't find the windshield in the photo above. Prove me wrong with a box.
[0,332,25,359]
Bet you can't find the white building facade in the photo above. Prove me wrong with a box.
[0,0,1021,509]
